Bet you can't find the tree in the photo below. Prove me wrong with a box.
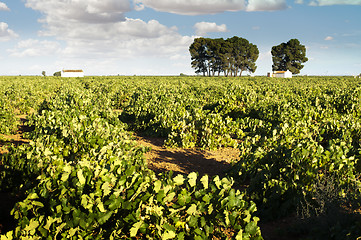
[219,40,233,77]
[227,36,259,77]
[207,38,224,76]
[42,71,46,77]
[189,38,224,77]
[189,37,209,76]
[271,39,308,74]
[53,71,61,77]
[189,36,259,77]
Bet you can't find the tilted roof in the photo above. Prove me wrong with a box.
[62,70,83,72]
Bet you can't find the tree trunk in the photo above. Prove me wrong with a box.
[234,67,238,77]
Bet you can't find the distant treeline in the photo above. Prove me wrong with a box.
[189,36,259,77]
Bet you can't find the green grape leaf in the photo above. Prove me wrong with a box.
[200,175,208,189]
[173,174,185,186]
[154,180,162,193]
[186,204,198,215]
[77,169,86,185]
[162,230,176,240]
[130,221,143,237]
[188,172,197,187]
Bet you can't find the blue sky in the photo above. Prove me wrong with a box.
[0,0,360,76]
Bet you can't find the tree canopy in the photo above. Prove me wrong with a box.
[271,39,308,74]
[189,37,259,77]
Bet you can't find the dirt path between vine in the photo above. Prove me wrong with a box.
[1,113,240,176]
[135,135,240,177]
[0,115,31,154]
[0,114,32,233]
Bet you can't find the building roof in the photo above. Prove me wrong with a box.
[62,70,83,72]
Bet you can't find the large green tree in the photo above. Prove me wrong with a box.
[189,38,224,76]
[207,38,224,76]
[227,36,259,77]
[219,39,233,77]
[271,39,308,74]
[189,37,209,76]
[189,36,259,77]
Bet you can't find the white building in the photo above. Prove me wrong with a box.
[61,70,84,78]
[268,70,292,78]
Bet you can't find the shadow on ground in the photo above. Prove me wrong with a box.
[136,135,240,177]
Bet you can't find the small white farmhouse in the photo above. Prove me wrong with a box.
[61,70,84,78]
[268,70,292,78]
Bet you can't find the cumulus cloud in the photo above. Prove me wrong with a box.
[25,0,131,23]
[38,17,181,41]
[324,36,334,41]
[133,0,246,15]
[0,22,18,41]
[294,0,304,4]
[0,2,9,11]
[24,0,194,61]
[310,0,361,6]
[57,19,194,60]
[8,39,62,57]
[133,0,290,14]
[194,22,228,36]
[246,0,288,11]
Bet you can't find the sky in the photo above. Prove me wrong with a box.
[0,0,360,76]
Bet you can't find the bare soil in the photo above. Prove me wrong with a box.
[0,115,31,234]
[135,135,240,177]
[0,115,31,154]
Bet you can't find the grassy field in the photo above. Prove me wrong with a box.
[1,76,361,239]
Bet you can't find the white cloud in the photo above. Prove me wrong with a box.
[28,64,48,72]
[324,36,333,41]
[24,0,194,65]
[310,0,361,6]
[134,0,289,14]
[58,21,194,60]
[38,17,182,41]
[0,22,18,41]
[0,2,9,11]
[9,39,62,57]
[25,0,131,23]
[246,0,288,11]
[295,0,304,4]
[309,1,318,6]
[133,0,246,15]
[170,54,188,60]
[194,22,228,36]
[32,17,193,60]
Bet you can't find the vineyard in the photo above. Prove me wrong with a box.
[1,75,361,239]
